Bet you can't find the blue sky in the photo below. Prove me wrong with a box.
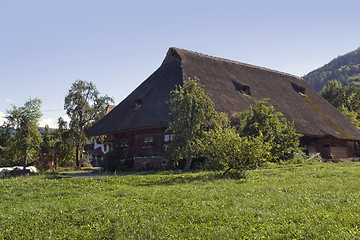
[1,0,360,127]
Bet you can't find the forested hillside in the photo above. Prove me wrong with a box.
[303,48,360,92]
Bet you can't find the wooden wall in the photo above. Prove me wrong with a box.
[112,126,170,169]
[301,135,357,159]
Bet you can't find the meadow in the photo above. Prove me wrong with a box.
[1,161,360,239]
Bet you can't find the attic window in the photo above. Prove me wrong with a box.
[291,83,306,96]
[241,85,251,95]
[298,87,306,95]
[134,98,142,109]
[232,81,251,96]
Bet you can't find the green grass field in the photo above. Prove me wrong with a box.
[1,161,360,239]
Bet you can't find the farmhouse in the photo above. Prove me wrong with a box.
[86,48,360,169]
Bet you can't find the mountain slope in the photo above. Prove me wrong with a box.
[303,48,360,92]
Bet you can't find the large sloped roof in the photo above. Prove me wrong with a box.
[86,47,360,140]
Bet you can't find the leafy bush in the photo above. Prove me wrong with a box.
[234,99,302,163]
[198,127,272,175]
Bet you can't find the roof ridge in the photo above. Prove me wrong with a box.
[171,47,304,81]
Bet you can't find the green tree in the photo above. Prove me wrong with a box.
[52,117,76,167]
[40,125,54,156]
[321,80,360,128]
[198,126,271,175]
[6,98,43,170]
[64,80,114,168]
[166,77,224,170]
[338,106,360,128]
[321,80,349,109]
[0,122,14,166]
[234,99,302,162]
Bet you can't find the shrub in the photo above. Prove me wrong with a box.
[234,99,302,162]
[198,127,272,175]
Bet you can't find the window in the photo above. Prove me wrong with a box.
[291,83,306,95]
[298,87,306,95]
[241,85,251,95]
[134,98,143,109]
[164,134,174,143]
[143,136,154,148]
[232,81,251,96]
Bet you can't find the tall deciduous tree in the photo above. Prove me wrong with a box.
[64,80,114,168]
[0,122,14,166]
[166,77,223,170]
[6,98,43,170]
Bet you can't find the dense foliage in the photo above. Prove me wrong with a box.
[0,80,110,169]
[234,99,303,162]
[51,117,77,166]
[64,80,114,168]
[37,118,76,168]
[198,127,271,174]
[167,78,302,174]
[166,77,225,170]
[304,47,360,92]
[0,110,76,168]
[0,123,14,166]
[320,80,360,128]
[3,98,43,169]
[305,48,360,129]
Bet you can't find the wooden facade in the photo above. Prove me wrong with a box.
[301,135,358,159]
[111,130,358,170]
[110,126,171,170]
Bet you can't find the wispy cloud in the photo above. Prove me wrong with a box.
[5,99,13,103]
[39,115,71,128]
[0,112,6,125]
[39,118,58,128]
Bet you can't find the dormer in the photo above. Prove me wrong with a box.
[232,80,251,96]
[133,98,143,110]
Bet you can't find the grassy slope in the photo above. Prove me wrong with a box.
[1,162,360,239]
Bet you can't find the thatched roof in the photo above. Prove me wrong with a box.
[86,47,360,140]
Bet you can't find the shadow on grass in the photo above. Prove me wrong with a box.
[123,171,247,187]
[39,172,72,179]
[0,172,71,180]
[28,168,247,185]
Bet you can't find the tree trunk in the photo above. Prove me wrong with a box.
[23,154,28,172]
[76,144,81,169]
[184,157,192,170]
[54,153,57,170]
